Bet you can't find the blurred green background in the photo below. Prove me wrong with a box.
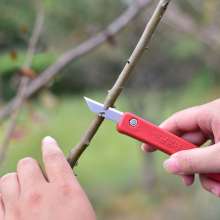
[1,0,220,219]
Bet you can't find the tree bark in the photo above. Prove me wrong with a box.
[67,0,171,168]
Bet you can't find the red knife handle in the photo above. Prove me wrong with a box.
[117,112,220,182]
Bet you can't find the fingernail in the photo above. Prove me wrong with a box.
[182,177,189,186]
[141,144,146,152]
[43,136,56,145]
[42,136,59,153]
[182,176,193,186]
[163,157,181,174]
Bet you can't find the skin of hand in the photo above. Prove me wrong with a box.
[0,136,96,220]
[142,99,220,197]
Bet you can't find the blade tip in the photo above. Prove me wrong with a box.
[84,96,90,104]
[83,97,94,111]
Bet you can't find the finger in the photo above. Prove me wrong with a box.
[17,157,46,192]
[42,136,75,183]
[0,195,4,219]
[141,107,206,154]
[160,106,204,135]
[0,173,20,209]
[163,143,220,175]
[181,131,207,146]
[200,175,220,197]
[181,175,195,186]
[141,144,157,153]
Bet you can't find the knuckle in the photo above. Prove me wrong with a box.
[59,182,75,197]
[177,153,196,173]
[44,152,68,172]
[24,190,43,207]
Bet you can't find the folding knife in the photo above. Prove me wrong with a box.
[84,97,220,182]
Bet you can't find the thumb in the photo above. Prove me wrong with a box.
[163,143,220,175]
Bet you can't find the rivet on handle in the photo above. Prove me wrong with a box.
[129,118,138,127]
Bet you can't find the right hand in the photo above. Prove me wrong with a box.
[142,99,220,197]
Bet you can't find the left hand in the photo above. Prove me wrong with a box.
[0,136,96,220]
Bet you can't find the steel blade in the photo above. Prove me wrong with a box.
[84,97,123,123]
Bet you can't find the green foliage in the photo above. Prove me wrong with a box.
[0,52,57,76]
[1,84,220,218]
[43,0,125,47]
[0,0,35,49]
[183,69,214,97]
[0,94,141,192]
[0,52,57,100]
[1,0,220,218]
[162,70,216,120]
[171,37,203,59]
[0,79,218,189]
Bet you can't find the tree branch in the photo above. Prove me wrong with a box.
[0,0,152,121]
[67,0,171,168]
[0,4,44,162]
[164,4,220,52]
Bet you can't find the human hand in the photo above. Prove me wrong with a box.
[0,136,96,220]
[142,99,220,197]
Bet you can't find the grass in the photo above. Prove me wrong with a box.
[0,94,142,192]
[0,73,220,219]
[0,52,57,76]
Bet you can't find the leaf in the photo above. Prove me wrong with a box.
[0,52,57,76]
[20,67,36,79]
[19,24,28,34]
[9,50,17,61]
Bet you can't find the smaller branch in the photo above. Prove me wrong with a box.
[67,0,171,168]
[164,4,220,52]
[0,4,44,162]
[0,78,28,162]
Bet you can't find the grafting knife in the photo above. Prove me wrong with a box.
[84,97,220,182]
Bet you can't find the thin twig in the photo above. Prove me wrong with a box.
[67,0,171,168]
[0,4,44,162]
[0,0,152,121]
[165,4,220,52]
